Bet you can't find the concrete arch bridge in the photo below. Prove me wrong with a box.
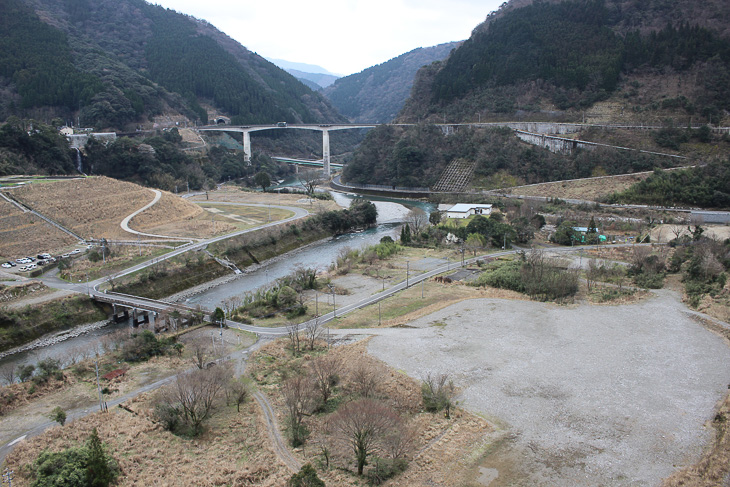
[198,123,376,175]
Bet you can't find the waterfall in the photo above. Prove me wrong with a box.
[75,148,85,175]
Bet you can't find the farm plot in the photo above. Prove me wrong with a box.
[0,198,76,259]
[9,177,227,240]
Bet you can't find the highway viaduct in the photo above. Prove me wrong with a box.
[197,121,723,175]
[198,123,377,175]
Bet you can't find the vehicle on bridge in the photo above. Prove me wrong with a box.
[276,121,287,127]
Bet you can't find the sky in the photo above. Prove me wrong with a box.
[151,0,505,76]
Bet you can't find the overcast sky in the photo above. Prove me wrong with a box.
[151,0,505,75]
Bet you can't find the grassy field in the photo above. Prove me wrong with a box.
[504,172,653,201]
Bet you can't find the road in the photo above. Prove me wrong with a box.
[36,202,309,295]
[0,241,652,469]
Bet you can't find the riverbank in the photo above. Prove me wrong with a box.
[0,318,112,360]
[0,295,108,353]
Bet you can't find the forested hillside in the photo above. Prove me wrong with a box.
[0,0,343,130]
[608,159,730,208]
[399,0,730,125]
[323,42,460,123]
[343,124,673,189]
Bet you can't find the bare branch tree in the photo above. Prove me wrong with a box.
[304,316,323,351]
[167,366,229,435]
[297,169,324,196]
[331,398,401,475]
[282,373,317,447]
[0,364,16,386]
[309,354,343,409]
[422,372,458,419]
[227,378,249,412]
[350,362,380,398]
[189,337,211,370]
[287,322,302,356]
[406,208,428,235]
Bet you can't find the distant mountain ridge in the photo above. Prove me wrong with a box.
[322,42,461,123]
[266,58,341,88]
[0,0,344,130]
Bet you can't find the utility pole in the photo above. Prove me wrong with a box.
[406,261,409,288]
[94,354,104,412]
[378,301,381,326]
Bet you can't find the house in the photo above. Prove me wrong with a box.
[445,204,493,219]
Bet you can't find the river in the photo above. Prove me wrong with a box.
[0,191,433,380]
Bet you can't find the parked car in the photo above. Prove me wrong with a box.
[1,263,11,268]
[70,249,81,254]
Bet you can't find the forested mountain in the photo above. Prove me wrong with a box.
[0,0,344,130]
[399,0,730,125]
[322,42,461,123]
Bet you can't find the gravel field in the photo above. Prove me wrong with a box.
[364,290,730,486]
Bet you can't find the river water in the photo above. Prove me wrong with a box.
[0,191,433,380]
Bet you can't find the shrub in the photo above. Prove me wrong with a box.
[51,406,66,426]
[288,463,325,487]
[367,457,409,485]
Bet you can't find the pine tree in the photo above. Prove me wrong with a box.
[86,428,117,487]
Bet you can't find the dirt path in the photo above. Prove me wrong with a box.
[252,390,301,473]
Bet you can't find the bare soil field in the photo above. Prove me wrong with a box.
[505,172,652,201]
[0,198,76,259]
[364,291,730,486]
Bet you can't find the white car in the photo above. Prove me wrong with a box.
[70,249,81,254]
[1,263,11,268]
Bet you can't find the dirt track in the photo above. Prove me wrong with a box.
[363,290,730,486]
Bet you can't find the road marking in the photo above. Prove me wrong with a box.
[8,435,26,446]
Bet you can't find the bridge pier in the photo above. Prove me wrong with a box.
[243,131,251,164]
[322,129,330,176]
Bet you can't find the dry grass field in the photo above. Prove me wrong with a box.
[504,172,652,201]
[188,186,341,212]
[8,177,231,241]
[132,192,235,238]
[0,198,76,259]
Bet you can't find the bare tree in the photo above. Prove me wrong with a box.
[406,208,428,235]
[422,373,458,419]
[282,373,317,447]
[189,337,211,369]
[332,398,400,475]
[287,322,302,356]
[297,169,324,195]
[304,317,323,350]
[227,378,249,412]
[309,354,343,409]
[350,362,379,398]
[382,421,417,460]
[169,366,228,435]
[0,364,16,386]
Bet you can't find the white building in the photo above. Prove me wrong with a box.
[445,204,493,219]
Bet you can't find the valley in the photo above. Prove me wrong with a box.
[1,0,730,485]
